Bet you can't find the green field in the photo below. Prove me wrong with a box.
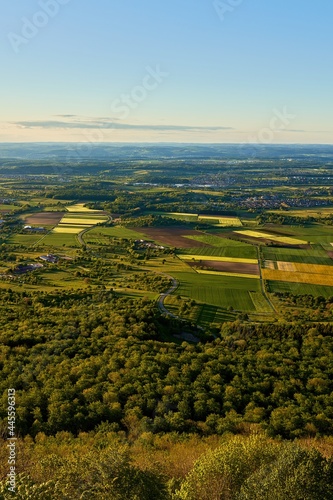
[180,243,257,259]
[6,234,44,246]
[268,280,333,297]
[39,233,80,247]
[180,254,257,263]
[83,226,144,241]
[262,246,333,265]
[183,233,254,248]
[172,272,260,311]
[276,225,333,245]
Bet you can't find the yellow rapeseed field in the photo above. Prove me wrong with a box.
[235,230,305,245]
[262,269,333,286]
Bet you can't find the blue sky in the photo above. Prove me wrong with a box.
[1,0,332,143]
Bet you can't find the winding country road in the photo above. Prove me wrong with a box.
[157,274,179,318]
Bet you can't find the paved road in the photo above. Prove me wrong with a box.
[157,275,179,318]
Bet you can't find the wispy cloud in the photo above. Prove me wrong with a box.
[9,117,234,133]
[274,129,330,134]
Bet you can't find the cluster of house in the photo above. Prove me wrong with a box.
[135,239,165,250]
[39,254,58,263]
[23,225,45,232]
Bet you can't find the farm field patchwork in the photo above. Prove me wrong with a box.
[197,215,242,226]
[234,230,306,245]
[163,213,242,226]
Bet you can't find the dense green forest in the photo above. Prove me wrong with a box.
[0,289,332,440]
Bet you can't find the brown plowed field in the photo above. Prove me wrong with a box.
[188,260,260,275]
[25,212,65,225]
[135,227,211,248]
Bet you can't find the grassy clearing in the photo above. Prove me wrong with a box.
[179,255,258,264]
[262,269,333,286]
[172,272,259,311]
[268,280,333,297]
[235,230,306,245]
